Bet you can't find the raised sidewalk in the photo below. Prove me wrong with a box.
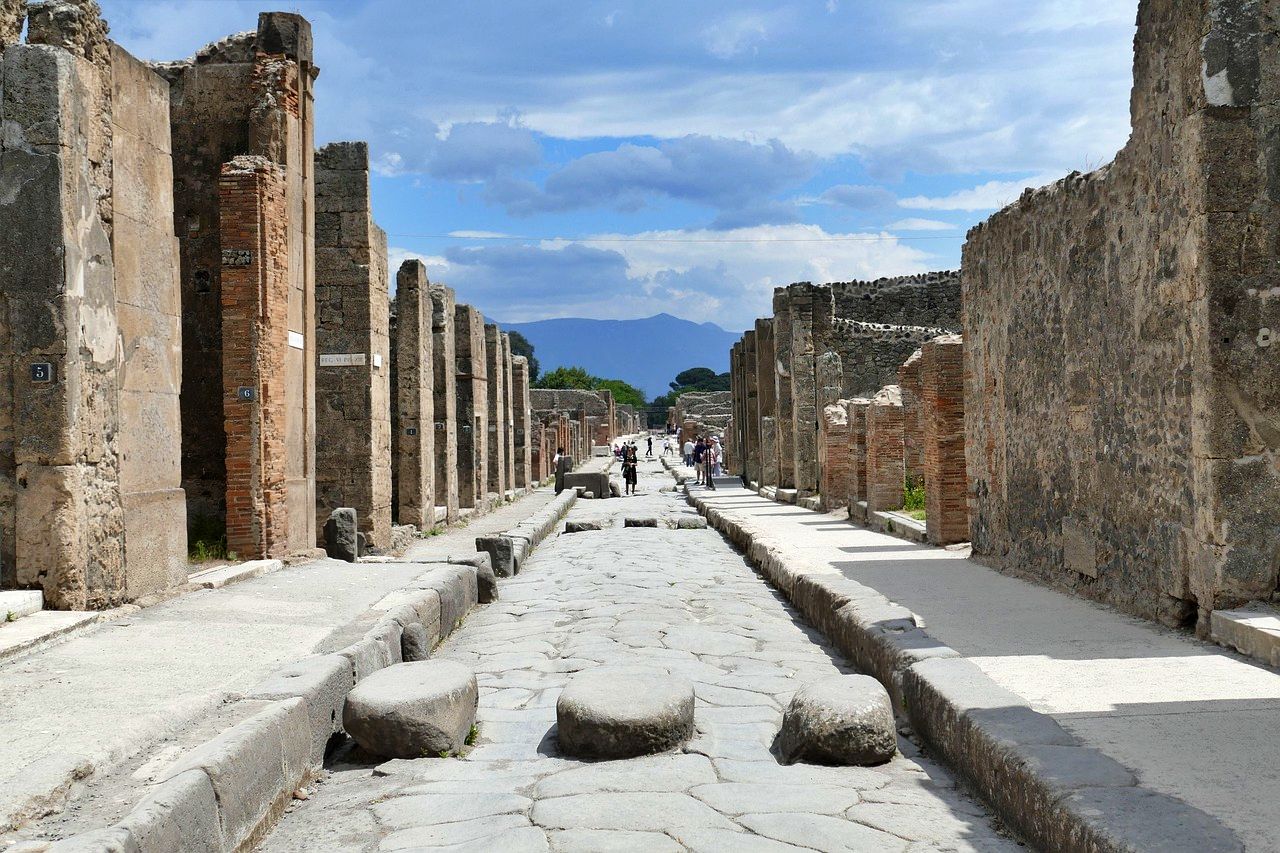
[689,483,1280,852]
[0,488,563,842]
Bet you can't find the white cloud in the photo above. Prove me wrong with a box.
[448,230,511,239]
[886,218,957,231]
[899,173,1063,211]
[703,13,771,59]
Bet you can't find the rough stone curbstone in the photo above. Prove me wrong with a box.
[116,768,223,853]
[158,698,311,850]
[46,827,138,852]
[244,654,354,766]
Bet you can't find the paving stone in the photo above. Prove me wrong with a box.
[671,827,811,852]
[556,668,694,759]
[691,781,863,815]
[535,754,716,797]
[777,675,897,766]
[379,813,532,849]
[372,792,532,829]
[531,792,740,832]
[343,661,477,759]
[739,812,910,852]
[548,829,684,852]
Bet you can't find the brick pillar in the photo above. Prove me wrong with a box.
[484,323,507,500]
[392,260,435,528]
[846,398,871,504]
[455,305,487,509]
[219,156,291,559]
[899,348,925,489]
[512,356,532,489]
[923,335,967,545]
[754,318,778,487]
[314,142,391,547]
[820,403,853,510]
[865,386,905,512]
[430,284,458,522]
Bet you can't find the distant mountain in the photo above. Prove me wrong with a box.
[496,313,743,401]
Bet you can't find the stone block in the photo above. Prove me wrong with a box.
[557,669,695,759]
[624,517,658,528]
[158,699,310,849]
[324,508,359,562]
[117,768,222,853]
[245,654,354,766]
[342,661,478,759]
[776,675,896,766]
[565,520,605,533]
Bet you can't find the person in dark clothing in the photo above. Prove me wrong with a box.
[622,443,639,495]
[645,436,653,458]
[693,438,706,485]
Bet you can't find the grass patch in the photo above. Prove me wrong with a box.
[466,724,479,745]
[906,509,927,522]
[188,514,229,562]
[903,478,926,512]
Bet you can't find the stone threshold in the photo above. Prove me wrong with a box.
[1211,601,1280,669]
[681,479,1244,853]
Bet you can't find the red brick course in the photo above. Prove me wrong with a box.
[922,335,967,545]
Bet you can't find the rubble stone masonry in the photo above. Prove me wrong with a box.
[484,324,507,499]
[392,261,434,528]
[898,349,925,487]
[771,289,795,489]
[845,398,871,505]
[314,142,391,547]
[754,319,777,487]
[819,404,853,511]
[0,11,187,606]
[865,386,905,513]
[511,356,532,489]
[964,0,1280,627]
[454,305,488,509]
[430,284,459,521]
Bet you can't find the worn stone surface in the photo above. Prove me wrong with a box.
[342,661,478,759]
[324,508,358,562]
[454,305,488,510]
[314,142,392,549]
[390,261,434,530]
[557,669,695,759]
[777,675,897,766]
[258,459,1017,852]
[484,324,508,500]
[428,284,459,521]
[865,387,905,512]
[963,0,1280,628]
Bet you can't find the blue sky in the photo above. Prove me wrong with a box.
[99,0,1139,332]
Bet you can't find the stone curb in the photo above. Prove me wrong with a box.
[188,559,285,590]
[475,488,578,576]
[684,485,1243,853]
[43,558,491,852]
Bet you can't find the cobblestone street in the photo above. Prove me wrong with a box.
[259,459,1020,852]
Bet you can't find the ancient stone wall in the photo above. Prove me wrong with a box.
[898,350,925,487]
[845,398,870,505]
[157,12,316,552]
[922,336,966,545]
[786,283,835,496]
[772,290,795,489]
[392,261,434,528]
[0,10,187,606]
[829,318,948,399]
[511,356,532,489]
[830,272,960,329]
[454,305,488,509]
[754,319,777,487]
[314,142,391,547]
[483,324,507,499]
[864,386,904,512]
[743,331,761,484]
[501,333,515,494]
[429,284,459,521]
[964,0,1280,627]
[818,404,853,510]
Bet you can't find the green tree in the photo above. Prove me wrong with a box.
[535,365,597,390]
[507,331,539,382]
[594,378,646,409]
[672,367,717,389]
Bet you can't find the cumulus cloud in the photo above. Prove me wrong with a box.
[489,135,816,216]
[899,172,1063,211]
[375,118,540,181]
[886,218,957,231]
[703,13,772,59]
[816,184,898,210]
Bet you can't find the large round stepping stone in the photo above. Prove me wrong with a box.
[343,661,477,759]
[776,675,896,766]
[557,668,694,759]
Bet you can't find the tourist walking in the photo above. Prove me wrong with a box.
[622,443,639,495]
[646,436,653,458]
[693,437,707,484]
[682,438,694,467]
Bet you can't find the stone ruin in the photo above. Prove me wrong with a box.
[0,1,554,609]
[729,0,1280,636]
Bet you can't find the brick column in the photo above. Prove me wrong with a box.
[512,356,532,489]
[455,305,488,509]
[484,323,507,500]
[430,285,459,522]
[819,403,853,510]
[846,398,871,505]
[392,260,435,528]
[219,156,291,559]
[923,335,968,545]
[314,142,392,547]
[865,387,905,512]
[898,349,925,489]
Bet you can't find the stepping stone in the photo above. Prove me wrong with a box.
[776,675,896,766]
[565,520,606,534]
[675,516,708,529]
[624,517,658,528]
[324,507,359,562]
[557,668,695,759]
[343,661,477,758]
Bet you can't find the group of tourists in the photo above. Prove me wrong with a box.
[682,434,723,489]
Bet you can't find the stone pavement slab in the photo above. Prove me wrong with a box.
[0,488,562,840]
[258,460,1020,852]
[695,484,1280,852]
